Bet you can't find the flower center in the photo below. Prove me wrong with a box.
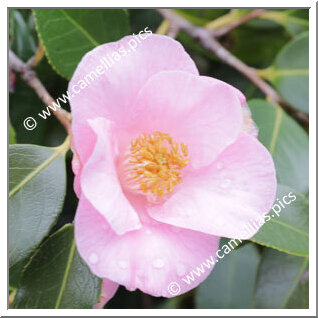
[124,132,189,202]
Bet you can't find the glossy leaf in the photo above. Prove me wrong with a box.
[231,26,290,67]
[33,9,130,79]
[9,142,68,286]
[251,184,309,256]
[12,225,101,308]
[249,99,308,194]
[285,272,309,308]
[253,248,308,308]
[259,32,309,113]
[196,244,260,308]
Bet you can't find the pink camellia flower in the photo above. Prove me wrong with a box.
[69,34,276,305]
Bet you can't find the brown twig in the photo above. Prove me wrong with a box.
[213,9,266,37]
[157,9,309,125]
[9,50,72,134]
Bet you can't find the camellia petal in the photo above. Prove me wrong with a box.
[148,133,277,239]
[201,76,246,106]
[93,279,119,309]
[75,196,220,298]
[81,117,141,235]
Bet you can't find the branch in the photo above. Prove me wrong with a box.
[212,9,266,37]
[9,50,72,134]
[157,9,308,125]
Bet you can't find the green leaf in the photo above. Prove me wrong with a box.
[259,32,309,113]
[12,224,101,308]
[9,141,68,286]
[33,9,130,79]
[249,99,308,194]
[253,248,308,308]
[129,9,162,33]
[285,270,309,308]
[9,122,16,144]
[9,9,37,61]
[251,184,309,256]
[231,26,290,67]
[196,244,260,308]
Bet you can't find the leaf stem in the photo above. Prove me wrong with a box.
[26,41,45,68]
[156,19,171,35]
[257,67,309,80]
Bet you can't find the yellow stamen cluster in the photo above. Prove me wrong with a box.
[126,132,189,199]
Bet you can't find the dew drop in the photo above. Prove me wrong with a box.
[221,178,231,189]
[135,273,145,285]
[89,253,99,264]
[216,162,223,170]
[215,218,225,226]
[176,264,187,277]
[152,258,165,269]
[118,260,128,269]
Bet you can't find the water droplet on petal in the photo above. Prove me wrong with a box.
[152,258,165,269]
[221,178,231,189]
[176,264,187,277]
[216,162,223,170]
[89,253,99,264]
[118,260,128,269]
[215,218,225,226]
[135,273,145,285]
[145,229,152,235]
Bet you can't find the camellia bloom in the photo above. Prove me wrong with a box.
[69,34,276,305]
